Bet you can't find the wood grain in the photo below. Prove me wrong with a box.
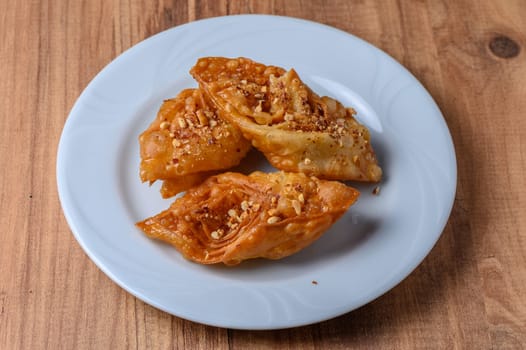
[1,0,525,348]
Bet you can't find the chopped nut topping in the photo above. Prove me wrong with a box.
[210,231,220,240]
[228,209,238,218]
[209,119,218,128]
[304,158,312,165]
[227,221,239,229]
[172,139,181,147]
[298,193,305,204]
[241,200,249,211]
[284,113,294,121]
[160,121,170,130]
[292,200,302,215]
[267,208,277,216]
[255,100,263,113]
[267,216,280,224]
[372,186,380,195]
[196,110,208,126]
[352,155,359,164]
[177,117,187,128]
[204,110,214,118]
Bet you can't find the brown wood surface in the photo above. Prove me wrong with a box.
[1,0,525,348]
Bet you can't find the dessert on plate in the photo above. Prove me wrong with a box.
[137,171,359,265]
[191,57,382,182]
[139,88,251,198]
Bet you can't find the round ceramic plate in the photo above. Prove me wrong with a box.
[57,15,456,329]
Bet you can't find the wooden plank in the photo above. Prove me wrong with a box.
[0,0,525,348]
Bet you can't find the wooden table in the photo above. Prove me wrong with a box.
[2,1,525,348]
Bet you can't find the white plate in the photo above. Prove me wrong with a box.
[57,15,456,329]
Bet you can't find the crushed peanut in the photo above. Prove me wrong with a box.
[204,110,214,118]
[254,100,263,113]
[210,231,220,240]
[177,117,187,128]
[241,200,249,211]
[160,121,170,130]
[298,193,305,204]
[304,158,312,165]
[292,200,302,215]
[196,110,208,126]
[267,216,280,224]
